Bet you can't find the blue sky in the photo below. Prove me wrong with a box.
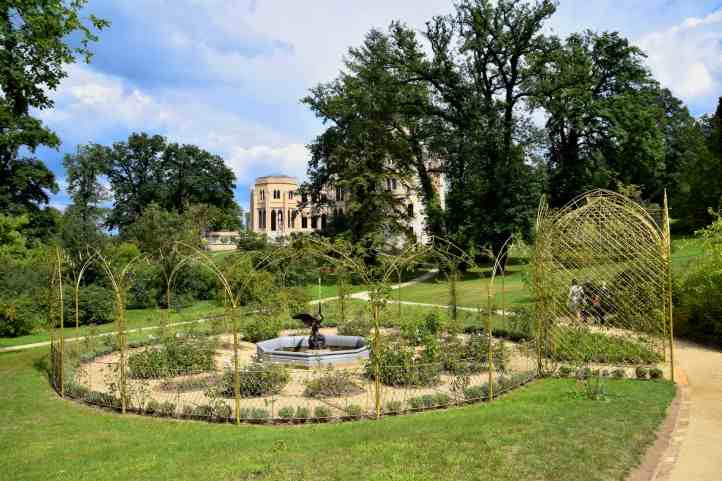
[37,0,722,213]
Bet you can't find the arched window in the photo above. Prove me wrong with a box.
[270,209,277,231]
[321,214,327,229]
[277,210,283,229]
[407,204,414,217]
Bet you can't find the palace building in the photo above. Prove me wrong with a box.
[248,173,445,243]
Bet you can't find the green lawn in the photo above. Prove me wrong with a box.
[400,236,706,310]
[0,301,225,349]
[0,346,674,481]
[399,263,532,309]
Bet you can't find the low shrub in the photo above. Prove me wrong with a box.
[649,367,663,380]
[192,404,214,418]
[158,401,176,417]
[463,383,490,401]
[159,375,216,393]
[242,316,281,343]
[214,403,232,420]
[557,365,574,378]
[400,312,443,345]
[612,368,626,379]
[576,367,592,380]
[366,340,441,387]
[219,363,290,397]
[294,406,310,420]
[278,406,295,420]
[313,405,331,420]
[145,400,160,415]
[84,390,120,408]
[63,381,89,399]
[344,404,364,418]
[303,369,360,398]
[128,333,216,379]
[337,317,372,337]
[408,393,451,410]
[384,401,403,414]
[635,366,649,380]
[549,329,662,364]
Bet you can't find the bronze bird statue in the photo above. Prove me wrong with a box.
[292,305,325,349]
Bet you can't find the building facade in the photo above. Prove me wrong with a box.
[248,173,445,243]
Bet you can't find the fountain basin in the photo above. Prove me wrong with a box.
[256,335,369,367]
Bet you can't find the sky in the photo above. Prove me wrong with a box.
[37,0,722,213]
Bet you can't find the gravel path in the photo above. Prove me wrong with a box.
[667,341,722,481]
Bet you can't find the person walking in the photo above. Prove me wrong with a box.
[568,279,584,321]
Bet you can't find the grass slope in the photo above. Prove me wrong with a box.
[0,347,674,481]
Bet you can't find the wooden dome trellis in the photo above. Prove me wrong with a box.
[532,189,675,379]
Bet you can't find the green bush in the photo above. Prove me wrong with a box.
[145,400,160,415]
[549,328,661,364]
[463,383,490,401]
[337,317,372,337]
[384,401,403,414]
[635,366,649,380]
[649,367,663,379]
[294,406,310,420]
[128,333,216,379]
[0,295,39,337]
[158,401,176,417]
[612,368,626,379]
[576,367,592,380]
[242,316,281,343]
[344,404,364,418]
[313,405,331,420]
[408,393,450,410]
[219,363,290,398]
[69,284,114,325]
[214,403,232,420]
[401,312,443,345]
[673,217,722,346]
[366,340,441,387]
[558,365,573,378]
[191,405,214,418]
[278,406,295,419]
[304,368,360,398]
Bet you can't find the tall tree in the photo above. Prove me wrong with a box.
[398,0,555,256]
[302,28,442,243]
[0,1,108,239]
[673,99,722,230]
[102,133,241,232]
[61,143,111,248]
[536,31,664,206]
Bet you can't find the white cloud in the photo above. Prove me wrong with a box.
[637,7,722,102]
[41,63,304,191]
[228,144,309,184]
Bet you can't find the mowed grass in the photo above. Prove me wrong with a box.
[400,235,706,310]
[0,301,225,349]
[399,262,532,309]
[0,347,674,481]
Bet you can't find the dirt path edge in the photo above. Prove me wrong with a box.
[627,369,690,481]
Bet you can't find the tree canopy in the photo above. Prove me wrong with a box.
[0,0,108,241]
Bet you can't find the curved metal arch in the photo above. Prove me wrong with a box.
[546,189,664,245]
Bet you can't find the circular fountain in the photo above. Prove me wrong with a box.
[256,334,369,367]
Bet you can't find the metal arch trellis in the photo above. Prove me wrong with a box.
[532,189,674,380]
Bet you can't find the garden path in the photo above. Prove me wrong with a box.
[0,270,439,353]
[666,341,722,481]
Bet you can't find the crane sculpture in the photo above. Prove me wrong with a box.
[292,302,325,349]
